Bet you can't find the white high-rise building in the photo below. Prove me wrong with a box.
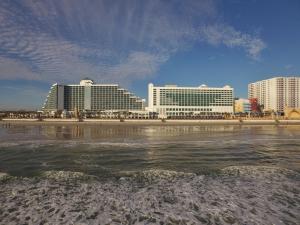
[147,83,234,117]
[248,77,300,112]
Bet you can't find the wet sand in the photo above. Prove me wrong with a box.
[0,166,299,225]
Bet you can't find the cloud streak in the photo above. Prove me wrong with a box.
[0,0,266,84]
[200,24,266,59]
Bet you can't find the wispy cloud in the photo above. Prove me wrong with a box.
[0,0,266,84]
[0,56,40,80]
[200,24,266,59]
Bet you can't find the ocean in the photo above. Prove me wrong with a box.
[0,124,299,224]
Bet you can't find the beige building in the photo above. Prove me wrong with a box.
[248,77,300,112]
[234,98,251,113]
[284,108,300,119]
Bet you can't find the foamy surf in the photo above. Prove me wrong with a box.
[0,166,299,225]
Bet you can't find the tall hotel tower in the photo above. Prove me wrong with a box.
[248,77,300,112]
[148,83,234,117]
[42,78,145,112]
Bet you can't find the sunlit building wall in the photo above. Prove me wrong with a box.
[248,77,300,112]
[147,83,234,117]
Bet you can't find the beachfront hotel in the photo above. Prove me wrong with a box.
[248,77,300,112]
[42,78,145,113]
[147,83,234,117]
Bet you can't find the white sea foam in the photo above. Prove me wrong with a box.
[0,172,9,181]
[42,170,95,181]
[0,137,299,150]
[0,166,299,224]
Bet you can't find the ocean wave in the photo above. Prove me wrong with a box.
[119,169,196,184]
[221,165,299,179]
[0,140,89,150]
[42,170,96,181]
[0,166,299,224]
[123,166,299,181]
[1,166,299,181]
[0,140,57,148]
[1,138,300,150]
[0,172,10,181]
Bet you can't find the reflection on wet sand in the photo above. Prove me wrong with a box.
[40,124,300,144]
[0,124,299,177]
[3,123,300,141]
[42,125,239,139]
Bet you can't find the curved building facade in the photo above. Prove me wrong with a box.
[42,79,145,112]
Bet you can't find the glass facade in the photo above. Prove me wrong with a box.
[148,83,234,117]
[64,86,85,111]
[159,89,233,107]
[90,85,143,111]
[42,80,144,112]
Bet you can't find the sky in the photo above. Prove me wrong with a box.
[0,0,299,110]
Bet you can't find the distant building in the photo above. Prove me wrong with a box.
[235,98,251,113]
[147,83,234,117]
[284,108,300,119]
[248,77,300,112]
[42,78,145,113]
[249,98,260,113]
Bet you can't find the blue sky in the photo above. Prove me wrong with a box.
[0,0,299,110]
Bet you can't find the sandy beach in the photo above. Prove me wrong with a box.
[2,118,300,126]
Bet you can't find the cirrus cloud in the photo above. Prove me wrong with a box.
[0,0,266,84]
[200,24,266,59]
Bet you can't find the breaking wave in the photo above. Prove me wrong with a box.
[0,166,299,224]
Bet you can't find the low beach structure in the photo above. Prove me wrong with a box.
[284,108,300,119]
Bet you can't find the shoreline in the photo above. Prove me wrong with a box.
[1,118,300,125]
